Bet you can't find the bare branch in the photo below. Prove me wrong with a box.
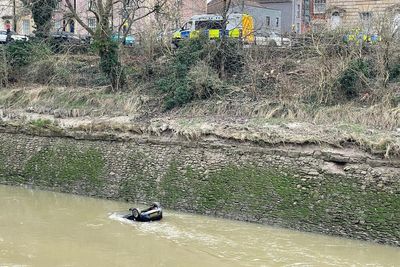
[65,0,95,35]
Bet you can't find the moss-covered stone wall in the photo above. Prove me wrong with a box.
[0,132,399,246]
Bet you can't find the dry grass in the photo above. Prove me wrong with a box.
[312,103,400,130]
[1,85,398,131]
[174,97,400,130]
[1,114,398,158]
[0,85,146,116]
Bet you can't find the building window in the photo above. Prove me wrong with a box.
[22,19,30,35]
[275,17,280,28]
[88,0,97,10]
[314,0,326,14]
[331,12,341,29]
[67,20,75,33]
[297,4,301,18]
[266,16,270,27]
[55,0,61,10]
[360,12,373,30]
[360,12,372,21]
[88,18,97,30]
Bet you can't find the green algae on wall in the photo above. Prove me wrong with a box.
[159,161,195,208]
[157,163,400,243]
[23,145,105,194]
[0,140,14,180]
[159,164,316,220]
[119,152,159,203]
[0,131,399,245]
[0,156,5,178]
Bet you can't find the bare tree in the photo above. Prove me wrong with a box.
[64,0,166,90]
[219,0,232,78]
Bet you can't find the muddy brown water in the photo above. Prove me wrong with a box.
[0,185,399,267]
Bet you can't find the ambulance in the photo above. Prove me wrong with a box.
[172,13,255,46]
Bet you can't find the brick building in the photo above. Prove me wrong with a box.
[179,0,207,22]
[0,0,207,35]
[309,0,400,30]
[0,0,34,34]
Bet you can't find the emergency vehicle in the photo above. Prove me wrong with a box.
[172,13,254,45]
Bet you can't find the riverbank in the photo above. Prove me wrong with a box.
[0,111,399,246]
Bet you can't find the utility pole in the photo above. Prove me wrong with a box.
[241,0,244,13]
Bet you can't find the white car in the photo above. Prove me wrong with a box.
[255,32,291,47]
[0,30,29,43]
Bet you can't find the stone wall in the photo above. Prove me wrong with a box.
[0,131,399,246]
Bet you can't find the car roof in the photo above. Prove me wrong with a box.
[190,14,223,21]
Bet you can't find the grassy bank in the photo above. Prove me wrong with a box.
[0,85,399,130]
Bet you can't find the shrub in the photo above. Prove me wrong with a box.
[156,38,206,109]
[389,63,400,82]
[209,39,244,76]
[155,38,231,109]
[187,61,224,99]
[337,58,375,100]
[6,40,52,68]
[29,118,53,128]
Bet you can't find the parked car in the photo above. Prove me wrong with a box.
[255,32,291,47]
[50,31,85,44]
[0,30,29,43]
[111,33,135,46]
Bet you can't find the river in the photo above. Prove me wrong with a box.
[0,185,399,267]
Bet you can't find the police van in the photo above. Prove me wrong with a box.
[172,13,254,46]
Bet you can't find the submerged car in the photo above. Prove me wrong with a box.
[123,202,163,222]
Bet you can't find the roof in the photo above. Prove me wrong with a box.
[190,14,224,21]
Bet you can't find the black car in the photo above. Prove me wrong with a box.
[50,31,85,44]
[123,202,163,222]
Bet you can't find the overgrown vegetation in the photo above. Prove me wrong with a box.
[6,41,52,68]
[338,58,375,100]
[1,19,399,135]
[155,38,231,109]
[22,0,58,37]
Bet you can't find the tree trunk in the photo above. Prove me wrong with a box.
[96,18,125,90]
[29,0,57,37]
[219,0,231,79]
